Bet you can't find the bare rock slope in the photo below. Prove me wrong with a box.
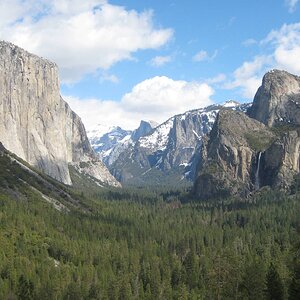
[194,70,300,199]
[0,41,120,187]
[194,110,275,199]
[248,70,300,126]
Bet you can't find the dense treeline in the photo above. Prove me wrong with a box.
[0,184,299,299]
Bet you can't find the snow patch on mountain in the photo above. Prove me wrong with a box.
[139,118,173,151]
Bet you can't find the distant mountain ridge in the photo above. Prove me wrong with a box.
[87,120,158,166]
[89,100,251,186]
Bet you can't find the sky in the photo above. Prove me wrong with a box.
[0,0,300,130]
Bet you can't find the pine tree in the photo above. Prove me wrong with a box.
[265,263,284,300]
[17,275,34,300]
[241,259,266,300]
[289,264,300,300]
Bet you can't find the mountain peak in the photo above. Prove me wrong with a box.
[248,69,300,126]
[131,120,157,141]
[0,40,57,68]
[222,100,240,108]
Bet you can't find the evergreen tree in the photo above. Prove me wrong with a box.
[241,259,266,300]
[17,275,34,300]
[289,264,300,300]
[266,263,284,300]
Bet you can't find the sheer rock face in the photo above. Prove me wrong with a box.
[131,120,158,142]
[110,106,219,185]
[0,41,120,187]
[248,70,300,127]
[262,130,300,189]
[194,70,300,199]
[194,110,275,199]
[108,102,250,186]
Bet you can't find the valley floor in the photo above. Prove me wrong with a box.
[0,184,299,299]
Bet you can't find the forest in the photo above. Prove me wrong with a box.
[0,171,299,299]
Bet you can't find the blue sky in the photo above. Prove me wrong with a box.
[0,0,300,129]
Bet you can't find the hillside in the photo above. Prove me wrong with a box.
[0,144,299,298]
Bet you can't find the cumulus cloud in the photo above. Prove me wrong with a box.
[285,0,299,12]
[227,22,300,99]
[225,56,272,98]
[150,55,172,67]
[0,0,173,83]
[65,76,214,130]
[264,23,300,74]
[193,50,217,62]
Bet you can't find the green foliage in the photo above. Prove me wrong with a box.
[245,131,275,151]
[265,263,284,300]
[289,238,300,300]
[17,275,35,300]
[0,151,300,299]
[289,264,300,300]
[271,123,300,137]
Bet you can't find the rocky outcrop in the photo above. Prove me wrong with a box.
[195,70,300,199]
[261,129,300,189]
[194,110,275,199]
[131,120,158,142]
[108,101,251,186]
[0,41,120,187]
[248,70,300,126]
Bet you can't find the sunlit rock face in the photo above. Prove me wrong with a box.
[194,70,300,199]
[0,41,120,187]
[248,69,300,127]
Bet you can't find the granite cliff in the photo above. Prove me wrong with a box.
[108,101,250,186]
[248,70,300,126]
[194,110,275,198]
[194,70,300,199]
[0,41,120,187]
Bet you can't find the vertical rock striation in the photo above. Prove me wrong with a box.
[194,70,300,199]
[0,41,120,187]
[248,70,300,126]
[194,110,275,199]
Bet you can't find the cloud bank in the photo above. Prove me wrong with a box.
[65,76,214,130]
[227,22,300,98]
[0,0,173,83]
[285,0,299,12]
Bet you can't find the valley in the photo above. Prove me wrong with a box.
[0,1,300,298]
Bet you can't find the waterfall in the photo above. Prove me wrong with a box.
[255,152,262,190]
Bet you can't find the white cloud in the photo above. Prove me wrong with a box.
[193,50,208,62]
[99,73,119,84]
[0,0,173,83]
[285,0,299,12]
[65,76,214,130]
[226,56,272,98]
[150,55,172,67]
[193,50,217,62]
[227,22,300,99]
[206,73,226,84]
[242,38,257,47]
[264,23,300,74]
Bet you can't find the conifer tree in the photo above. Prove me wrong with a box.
[265,263,284,300]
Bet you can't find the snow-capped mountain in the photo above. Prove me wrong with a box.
[87,125,132,162]
[87,120,158,166]
[87,101,251,187]
[108,100,251,186]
